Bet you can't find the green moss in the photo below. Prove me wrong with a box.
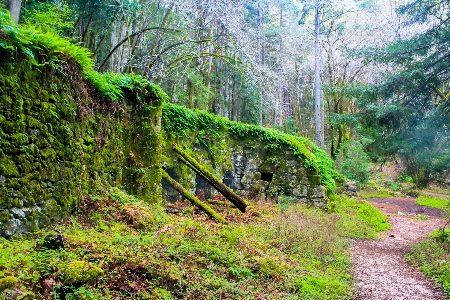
[0,276,18,291]
[0,157,19,177]
[62,261,103,285]
[10,133,29,147]
[0,15,164,236]
[0,210,10,223]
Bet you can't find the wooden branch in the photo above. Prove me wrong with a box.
[97,26,180,71]
[162,170,227,224]
[173,144,249,213]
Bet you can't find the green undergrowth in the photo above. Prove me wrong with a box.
[406,228,450,297]
[162,103,341,192]
[357,179,401,199]
[407,193,450,297]
[0,192,388,299]
[416,195,450,211]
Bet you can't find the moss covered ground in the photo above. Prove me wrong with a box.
[0,191,389,299]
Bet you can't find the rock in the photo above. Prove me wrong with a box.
[311,185,326,199]
[3,218,28,237]
[10,207,25,218]
[343,180,358,197]
[42,233,64,250]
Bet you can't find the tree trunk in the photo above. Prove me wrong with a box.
[314,5,325,149]
[162,170,227,224]
[7,0,21,24]
[256,0,263,126]
[173,145,249,212]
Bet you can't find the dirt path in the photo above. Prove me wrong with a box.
[350,197,448,300]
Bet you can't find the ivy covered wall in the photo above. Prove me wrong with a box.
[0,17,165,237]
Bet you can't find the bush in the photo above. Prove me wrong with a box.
[336,141,371,184]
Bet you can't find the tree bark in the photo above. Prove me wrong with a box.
[173,145,249,212]
[7,0,21,24]
[314,5,325,149]
[256,0,263,126]
[162,170,227,224]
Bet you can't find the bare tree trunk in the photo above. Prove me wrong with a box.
[7,0,21,24]
[314,5,325,149]
[256,1,263,126]
[276,2,284,127]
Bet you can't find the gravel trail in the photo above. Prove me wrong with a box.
[350,197,448,300]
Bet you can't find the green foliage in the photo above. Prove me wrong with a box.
[406,229,450,297]
[0,9,93,69]
[84,71,169,103]
[335,140,371,184]
[0,276,18,291]
[0,9,169,105]
[416,196,450,211]
[356,0,450,188]
[23,2,74,34]
[396,172,413,183]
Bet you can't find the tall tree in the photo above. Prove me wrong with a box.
[7,0,20,24]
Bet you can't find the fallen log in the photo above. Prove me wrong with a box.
[173,144,249,212]
[162,170,227,224]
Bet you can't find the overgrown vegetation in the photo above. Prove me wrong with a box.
[0,9,167,104]
[406,194,450,297]
[0,192,388,299]
[162,103,341,193]
[406,227,450,297]
[416,196,450,210]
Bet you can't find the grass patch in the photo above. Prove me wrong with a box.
[357,189,393,199]
[406,229,450,297]
[0,193,388,299]
[416,196,450,210]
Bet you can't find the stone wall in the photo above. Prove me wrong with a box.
[161,104,338,205]
[0,50,163,237]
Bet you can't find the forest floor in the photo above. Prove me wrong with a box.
[350,197,448,300]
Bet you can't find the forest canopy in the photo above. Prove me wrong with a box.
[1,0,449,187]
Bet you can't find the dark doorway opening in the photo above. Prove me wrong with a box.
[261,172,273,182]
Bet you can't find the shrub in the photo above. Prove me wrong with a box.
[336,141,371,184]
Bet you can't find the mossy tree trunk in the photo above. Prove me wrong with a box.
[173,144,249,212]
[162,170,227,224]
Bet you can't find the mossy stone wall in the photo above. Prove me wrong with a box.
[0,50,162,237]
[162,104,336,205]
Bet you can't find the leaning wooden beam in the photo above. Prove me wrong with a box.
[162,170,227,224]
[173,144,249,213]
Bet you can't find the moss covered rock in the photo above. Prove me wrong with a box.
[62,261,103,285]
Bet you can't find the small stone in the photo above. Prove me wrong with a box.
[10,207,26,218]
